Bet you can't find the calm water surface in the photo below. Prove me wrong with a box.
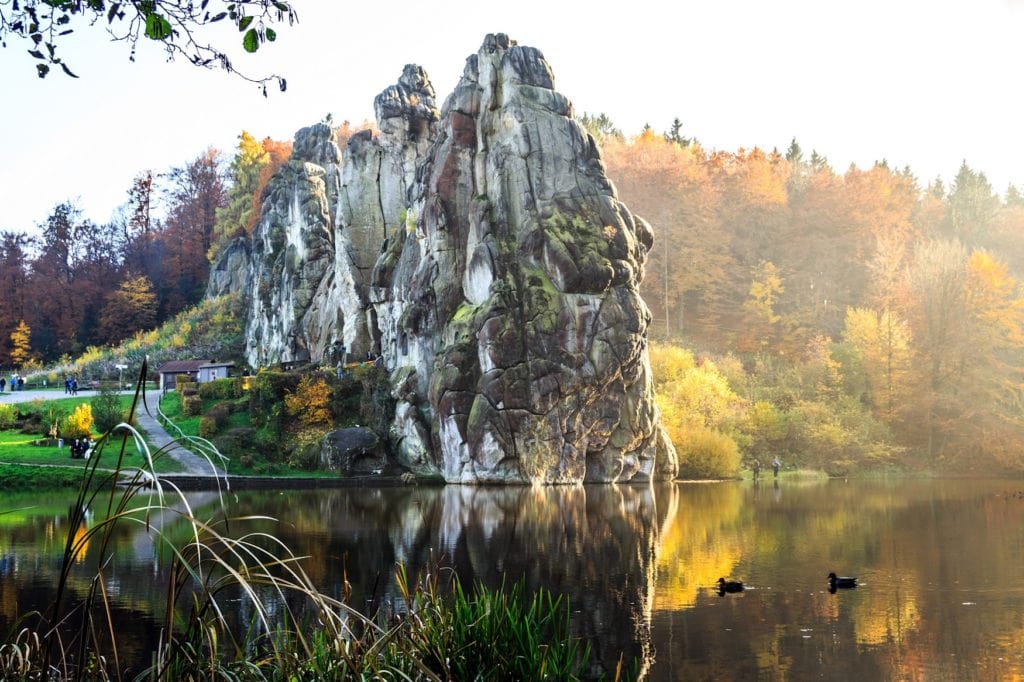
[1,478,1023,680]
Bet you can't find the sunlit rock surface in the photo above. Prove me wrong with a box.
[224,34,676,483]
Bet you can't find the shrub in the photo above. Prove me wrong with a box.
[248,370,299,429]
[358,366,395,434]
[284,375,333,429]
[207,402,232,425]
[182,395,203,417]
[38,404,65,437]
[286,429,324,470]
[676,427,741,479]
[0,404,15,429]
[91,386,125,434]
[60,404,94,440]
[199,377,243,401]
[199,416,218,439]
[253,428,284,461]
[213,427,256,456]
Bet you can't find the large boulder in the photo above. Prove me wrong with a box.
[321,427,385,474]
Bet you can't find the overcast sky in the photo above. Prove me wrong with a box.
[1,0,1022,233]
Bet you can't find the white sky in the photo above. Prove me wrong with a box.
[1,0,1023,232]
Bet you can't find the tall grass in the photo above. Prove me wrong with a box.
[0,361,604,680]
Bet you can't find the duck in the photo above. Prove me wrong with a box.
[717,577,744,594]
[827,572,857,589]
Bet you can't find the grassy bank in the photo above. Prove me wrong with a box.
[0,394,185,481]
[0,422,606,680]
[0,463,88,489]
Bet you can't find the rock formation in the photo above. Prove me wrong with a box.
[227,33,677,484]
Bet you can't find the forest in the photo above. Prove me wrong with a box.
[592,119,1024,475]
[2,119,1022,475]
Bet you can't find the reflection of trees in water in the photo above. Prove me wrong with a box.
[8,480,1024,679]
[233,484,678,678]
[651,479,1024,680]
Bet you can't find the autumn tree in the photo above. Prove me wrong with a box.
[739,260,785,353]
[246,137,292,234]
[118,171,159,274]
[956,251,1024,466]
[29,202,92,357]
[157,148,226,319]
[602,128,728,342]
[579,112,623,144]
[947,162,1000,246]
[284,375,333,430]
[9,320,32,369]
[842,307,912,422]
[0,231,33,365]
[902,239,969,459]
[99,275,159,343]
[209,131,270,261]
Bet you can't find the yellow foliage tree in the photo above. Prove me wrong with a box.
[284,375,333,430]
[9,319,32,369]
[649,342,744,477]
[62,403,94,439]
[843,307,912,422]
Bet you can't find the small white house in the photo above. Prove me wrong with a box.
[155,360,209,391]
[197,362,235,383]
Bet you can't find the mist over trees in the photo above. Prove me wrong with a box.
[2,116,1021,473]
[594,121,1024,472]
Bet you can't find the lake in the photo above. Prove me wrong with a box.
[1,477,1022,679]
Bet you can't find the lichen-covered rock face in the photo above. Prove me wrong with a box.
[244,123,341,366]
[206,237,252,299]
[232,34,676,483]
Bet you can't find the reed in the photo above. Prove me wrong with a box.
[0,360,604,680]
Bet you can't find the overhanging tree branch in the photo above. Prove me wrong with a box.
[0,0,297,94]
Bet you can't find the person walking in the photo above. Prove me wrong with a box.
[772,457,781,478]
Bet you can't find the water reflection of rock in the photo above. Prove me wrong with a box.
[327,484,677,678]
[190,485,679,676]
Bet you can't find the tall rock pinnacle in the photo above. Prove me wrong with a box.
[231,33,677,483]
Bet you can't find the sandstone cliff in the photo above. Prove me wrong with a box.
[226,34,677,484]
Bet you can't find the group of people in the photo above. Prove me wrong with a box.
[68,438,93,459]
[64,378,79,395]
[0,375,24,392]
[751,457,782,480]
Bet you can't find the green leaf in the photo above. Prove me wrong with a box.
[27,49,44,59]
[242,27,258,53]
[273,1,289,11]
[144,12,171,40]
[60,62,78,78]
[106,3,119,23]
[238,15,253,31]
[265,28,275,42]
